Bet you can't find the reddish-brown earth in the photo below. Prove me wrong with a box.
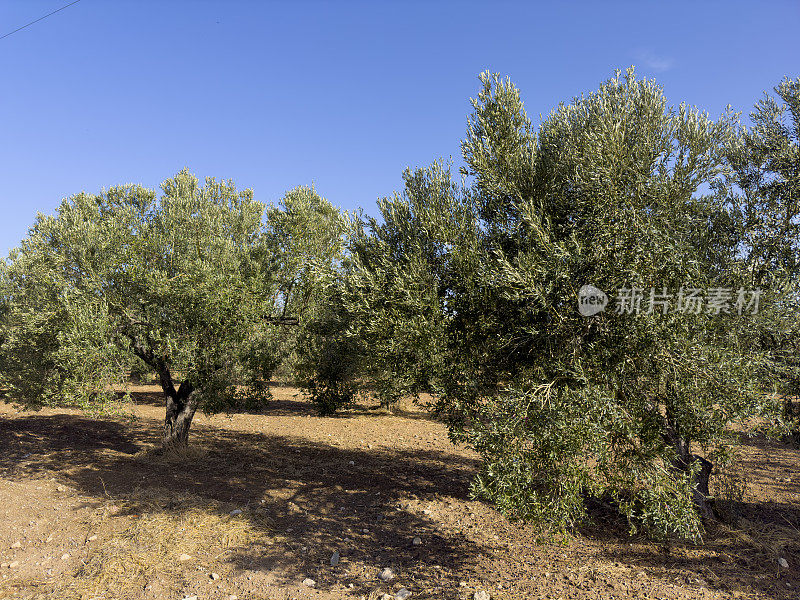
[0,385,797,600]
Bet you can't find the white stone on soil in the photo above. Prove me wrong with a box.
[396,588,412,599]
[378,567,394,581]
[474,591,491,600]
[412,537,421,545]
[302,577,316,587]
[778,557,789,568]
[330,550,340,566]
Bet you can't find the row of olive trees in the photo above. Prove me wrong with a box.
[1,69,797,539]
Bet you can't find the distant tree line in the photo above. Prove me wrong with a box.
[1,68,797,540]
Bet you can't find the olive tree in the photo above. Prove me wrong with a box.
[259,185,359,415]
[455,69,778,537]
[344,162,477,408]
[725,77,800,429]
[0,170,279,448]
[264,185,351,369]
[353,70,785,539]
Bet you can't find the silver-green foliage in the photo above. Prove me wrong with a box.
[725,76,800,425]
[346,161,478,408]
[0,170,276,421]
[351,69,789,540]
[264,185,355,413]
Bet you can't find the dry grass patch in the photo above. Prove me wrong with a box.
[40,488,273,600]
[715,518,800,568]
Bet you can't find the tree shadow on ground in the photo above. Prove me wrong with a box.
[0,410,488,598]
[577,460,800,599]
[1,405,798,599]
[734,429,800,452]
[127,390,317,417]
[581,505,799,600]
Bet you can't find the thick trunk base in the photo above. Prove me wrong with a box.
[125,340,200,450]
[162,408,195,449]
[669,428,716,521]
[690,454,715,521]
[161,384,198,450]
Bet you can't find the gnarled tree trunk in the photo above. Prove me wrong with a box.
[666,405,715,520]
[159,370,199,449]
[675,450,715,520]
[124,328,202,449]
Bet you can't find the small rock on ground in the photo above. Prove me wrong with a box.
[302,578,316,587]
[330,550,340,566]
[378,567,395,581]
[396,588,412,599]
[474,591,491,600]
[412,536,421,545]
[778,557,789,568]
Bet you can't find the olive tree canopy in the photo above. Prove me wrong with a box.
[346,69,789,539]
[0,169,279,448]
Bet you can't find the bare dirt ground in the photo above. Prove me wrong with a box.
[0,385,797,600]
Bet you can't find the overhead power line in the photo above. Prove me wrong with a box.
[0,0,82,42]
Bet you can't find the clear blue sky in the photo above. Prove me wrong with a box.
[1,0,798,256]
